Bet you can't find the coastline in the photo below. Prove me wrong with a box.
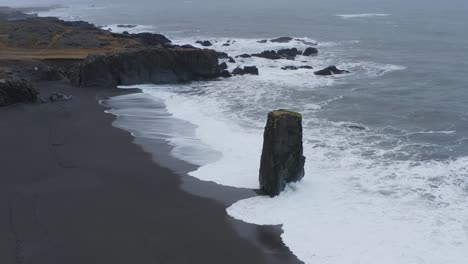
[0,73,302,263]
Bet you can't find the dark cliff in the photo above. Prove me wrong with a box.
[78,48,220,87]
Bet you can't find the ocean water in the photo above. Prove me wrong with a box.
[37,1,468,263]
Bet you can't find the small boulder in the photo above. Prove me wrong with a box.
[281,66,298,70]
[219,62,228,70]
[217,52,229,59]
[0,76,38,107]
[270,37,293,43]
[243,66,259,75]
[299,65,313,69]
[196,40,213,47]
[232,66,259,76]
[257,40,268,43]
[49,92,73,102]
[252,50,282,60]
[222,43,230,46]
[277,48,302,59]
[314,66,349,76]
[220,70,232,78]
[303,47,318,56]
[259,109,306,197]
[228,57,236,63]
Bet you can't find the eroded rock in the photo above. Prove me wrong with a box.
[259,109,306,196]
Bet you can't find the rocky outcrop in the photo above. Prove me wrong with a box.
[314,66,349,76]
[78,48,220,87]
[259,109,306,197]
[236,54,252,58]
[270,37,293,43]
[252,50,282,60]
[232,66,259,76]
[252,48,302,60]
[0,74,38,106]
[303,47,318,56]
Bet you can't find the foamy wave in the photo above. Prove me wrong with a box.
[102,24,158,34]
[107,35,466,264]
[337,13,391,19]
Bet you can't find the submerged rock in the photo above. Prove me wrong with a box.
[228,57,236,63]
[257,40,268,43]
[0,75,38,106]
[78,47,220,87]
[314,66,349,76]
[270,37,293,43]
[259,109,306,197]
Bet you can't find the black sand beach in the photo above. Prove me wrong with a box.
[0,81,302,264]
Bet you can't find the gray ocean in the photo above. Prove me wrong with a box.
[22,0,468,263]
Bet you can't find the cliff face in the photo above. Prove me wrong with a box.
[78,48,220,87]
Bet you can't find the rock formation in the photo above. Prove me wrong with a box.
[78,47,220,87]
[0,74,38,106]
[259,109,306,197]
[314,66,349,76]
[303,47,318,56]
[232,66,259,76]
[270,37,293,43]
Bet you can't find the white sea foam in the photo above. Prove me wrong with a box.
[102,24,157,34]
[337,13,391,19]
[108,36,468,264]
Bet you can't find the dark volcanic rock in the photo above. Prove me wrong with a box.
[281,66,298,70]
[236,54,252,58]
[78,48,220,87]
[219,62,228,70]
[257,40,268,43]
[196,40,213,47]
[216,52,229,59]
[222,43,230,46]
[0,75,38,106]
[299,65,313,69]
[228,57,236,63]
[259,109,306,197]
[303,47,318,56]
[231,66,259,76]
[314,66,349,76]
[243,66,259,75]
[277,48,302,59]
[252,50,282,60]
[270,37,293,43]
[220,70,232,78]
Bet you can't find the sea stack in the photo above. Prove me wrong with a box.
[259,109,306,197]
